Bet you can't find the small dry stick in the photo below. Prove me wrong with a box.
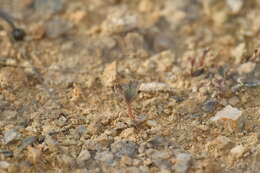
[113,81,140,119]
[126,101,134,119]
[189,48,210,76]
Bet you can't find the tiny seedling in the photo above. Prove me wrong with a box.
[189,48,210,76]
[0,10,26,41]
[113,81,140,119]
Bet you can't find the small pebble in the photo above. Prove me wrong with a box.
[148,136,168,147]
[55,115,67,127]
[120,128,135,138]
[230,145,245,159]
[102,9,138,34]
[226,0,244,14]
[46,17,72,38]
[111,140,137,157]
[17,136,36,152]
[75,125,87,135]
[237,62,256,74]
[0,161,10,169]
[11,28,26,41]
[174,153,192,173]
[77,150,91,163]
[45,135,58,146]
[211,105,245,131]
[146,120,158,127]
[34,0,64,16]
[3,129,20,144]
[211,105,242,121]
[151,150,171,160]
[153,159,172,171]
[139,82,173,92]
[95,151,114,164]
[201,100,217,113]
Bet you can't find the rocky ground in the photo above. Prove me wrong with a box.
[0,0,260,173]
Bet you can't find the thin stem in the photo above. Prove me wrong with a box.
[199,48,210,67]
[126,102,135,119]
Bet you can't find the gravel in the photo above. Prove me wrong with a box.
[111,140,138,158]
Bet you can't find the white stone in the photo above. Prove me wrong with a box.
[174,153,192,173]
[146,120,158,127]
[3,129,20,144]
[230,145,245,159]
[102,9,138,34]
[139,82,173,92]
[210,105,242,121]
[226,0,243,13]
[238,62,256,74]
[77,150,91,162]
[0,161,10,169]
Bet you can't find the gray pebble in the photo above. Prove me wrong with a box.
[201,100,218,113]
[148,136,168,147]
[173,153,192,173]
[3,129,20,144]
[77,149,91,163]
[153,159,172,171]
[17,136,36,152]
[33,0,64,16]
[46,17,72,38]
[111,140,138,157]
[95,151,114,164]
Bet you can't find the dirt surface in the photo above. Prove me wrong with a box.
[0,0,260,173]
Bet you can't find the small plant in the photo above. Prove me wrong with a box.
[189,48,210,76]
[113,81,140,119]
[0,10,26,41]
